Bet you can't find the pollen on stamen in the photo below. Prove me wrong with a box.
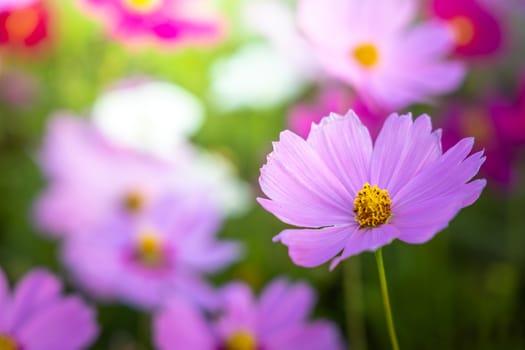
[225,330,257,350]
[353,182,392,228]
[122,0,162,14]
[352,43,380,68]
[123,190,145,214]
[137,231,164,267]
[0,335,18,350]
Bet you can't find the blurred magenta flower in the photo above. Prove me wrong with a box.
[298,0,465,111]
[79,0,224,47]
[429,0,504,58]
[0,0,49,50]
[34,115,182,238]
[258,111,486,269]
[440,97,525,188]
[154,278,344,350]
[0,0,37,11]
[62,193,240,309]
[288,86,385,139]
[0,267,98,350]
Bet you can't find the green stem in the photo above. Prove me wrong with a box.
[375,248,400,350]
[344,258,367,350]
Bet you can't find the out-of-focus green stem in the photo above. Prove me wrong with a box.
[375,248,400,350]
[344,258,367,350]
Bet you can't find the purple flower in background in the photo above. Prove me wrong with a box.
[429,0,504,58]
[0,267,98,350]
[63,193,240,309]
[34,115,181,238]
[298,0,465,111]
[440,96,525,188]
[258,111,486,269]
[154,278,344,350]
[78,0,224,47]
[288,86,385,140]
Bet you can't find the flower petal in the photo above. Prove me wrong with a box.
[273,225,355,268]
[307,111,373,195]
[259,130,353,228]
[258,279,316,336]
[2,269,62,333]
[370,114,443,197]
[392,138,486,243]
[329,224,399,270]
[264,320,344,350]
[215,283,257,338]
[153,297,216,350]
[16,297,98,350]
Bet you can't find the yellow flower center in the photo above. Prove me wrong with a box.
[450,16,475,47]
[353,183,392,228]
[122,0,162,14]
[0,336,18,350]
[226,331,257,350]
[137,231,164,267]
[352,43,380,68]
[122,190,145,214]
[5,7,39,43]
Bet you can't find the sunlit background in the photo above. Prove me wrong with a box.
[0,0,524,349]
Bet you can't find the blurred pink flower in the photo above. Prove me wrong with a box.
[0,0,37,12]
[63,193,240,309]
[298,0,465,111]
[154,278,344,350]
[429,0,504,58]
[288,86,385,140]
[34,115,182,238]
[78,0,224,47]
[62,193,240,309]
[259,111,486,269]
[0,267,98,350]
[440,97,525,188]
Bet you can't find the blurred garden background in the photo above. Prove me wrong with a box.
[0,0,525,349]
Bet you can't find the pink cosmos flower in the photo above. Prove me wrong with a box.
[298,0,465,111]
[78,0,224,47]
[154,278,344,350]
[429,0,504,58]
[0,267,98,350]
[288,86,385,140]
[258,111,486,269]
[34,115,182,238]
[62,193,240,309]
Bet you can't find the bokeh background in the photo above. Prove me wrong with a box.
[0,0,524,349]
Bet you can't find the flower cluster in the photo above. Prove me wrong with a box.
[153,279,344,350]
[34,79,247,310]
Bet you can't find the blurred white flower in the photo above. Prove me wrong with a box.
[210,43,308,112]
[92,79,204,158]
[175,147,253,217]
[241,0,320,81]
